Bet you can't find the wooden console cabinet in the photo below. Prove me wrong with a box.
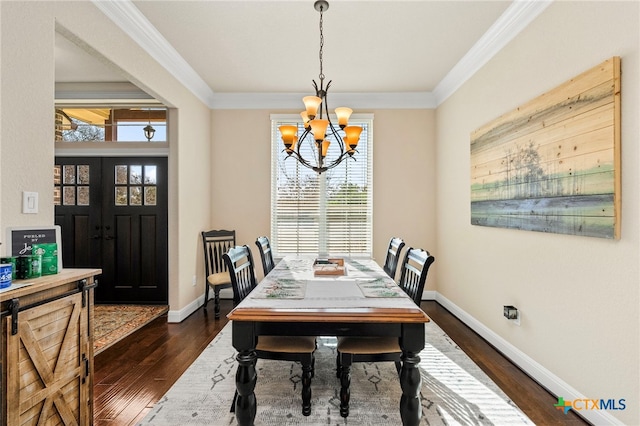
[0,269,101,426]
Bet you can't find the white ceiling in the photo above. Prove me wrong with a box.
[55,0,552,108]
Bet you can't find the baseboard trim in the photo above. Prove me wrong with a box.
[433,292,623,426]
[168,290,234,323]
[170,289,622,425]
[167,295,203,323]
[422,290,437,300]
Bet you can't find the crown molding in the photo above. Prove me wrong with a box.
[433,0,553,106]
[211,92,436,110]
[93,0,552,110]
[91,0,216,107]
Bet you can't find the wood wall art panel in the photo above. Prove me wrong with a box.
[470,57,621,239]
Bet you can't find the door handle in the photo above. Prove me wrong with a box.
[103,225,114,240]
[92,235,102,240]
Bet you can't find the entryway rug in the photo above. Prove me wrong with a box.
[138,321,534,425]
[94,304,169,355]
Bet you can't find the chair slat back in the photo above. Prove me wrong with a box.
[383,237,406,279]
[202,230,235,277]
[398,247,435,305]
[255,236,276,275]
[223,245,258,303]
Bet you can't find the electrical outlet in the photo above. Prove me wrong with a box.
[192,275,197,286]
[513,311,521,326]
[504,305,521,326]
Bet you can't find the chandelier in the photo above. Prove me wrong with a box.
[279,0,362,174]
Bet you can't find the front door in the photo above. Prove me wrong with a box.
[55,157,168,304]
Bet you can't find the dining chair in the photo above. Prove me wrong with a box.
[222,245,317,416]
[255,236,276,276]
[382,236,406,279]
[397,247,435,305]
[201,229,235,319]
[335,247,435,418]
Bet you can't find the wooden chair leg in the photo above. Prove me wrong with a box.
[204,283,210,307]
[213,287,221,319]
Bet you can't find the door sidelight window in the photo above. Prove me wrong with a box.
[54,164,90,206]
[114,165,157,206]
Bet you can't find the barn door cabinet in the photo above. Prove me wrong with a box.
[0,268,101,426]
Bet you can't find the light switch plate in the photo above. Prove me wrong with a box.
[22,191,38,214]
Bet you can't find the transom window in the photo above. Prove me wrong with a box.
[55,107,167,142]
[270,114,373,257]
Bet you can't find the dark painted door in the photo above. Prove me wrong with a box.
[55,157,168,304]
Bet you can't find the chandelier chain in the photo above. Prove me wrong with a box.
[278,0,360,174]
[318,6,325,81]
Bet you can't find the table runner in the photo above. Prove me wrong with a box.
[238,257,419,310]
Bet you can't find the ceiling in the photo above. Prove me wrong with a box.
[55,0,551,108]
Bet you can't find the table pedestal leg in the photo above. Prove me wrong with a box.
[301,363,312,416]
[399,350,421,426]
[235,350,257,426]
[339,364,351,417]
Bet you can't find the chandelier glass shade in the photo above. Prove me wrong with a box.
[279,0,362,174]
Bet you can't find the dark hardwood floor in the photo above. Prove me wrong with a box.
[94,299,590,425]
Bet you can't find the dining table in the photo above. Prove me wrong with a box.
[227,256,431,426]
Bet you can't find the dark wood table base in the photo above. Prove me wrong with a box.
[232,320,425,426]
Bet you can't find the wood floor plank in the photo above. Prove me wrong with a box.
[94,300,591,426]
[422,301,589,426]
[94,305,229,426]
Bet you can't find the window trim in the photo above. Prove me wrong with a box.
[270,113,374,258]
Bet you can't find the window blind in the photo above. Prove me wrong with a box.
[270,114,373,257]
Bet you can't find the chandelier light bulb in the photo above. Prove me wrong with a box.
[303,96,322,120]
[300,111,311,129]
[335,107,353,129]
[310,119,329,142]
[321,139,331,157]
[279,125,298,151]
[344,126,362,148]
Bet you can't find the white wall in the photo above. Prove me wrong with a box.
[0,1,213,316]
[435,2,639,424]
[0,2,55,231]
[54,2,213,316]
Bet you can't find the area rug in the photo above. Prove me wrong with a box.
[93,304,169,355]
[138,320,533,425]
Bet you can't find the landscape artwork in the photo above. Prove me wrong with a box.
[470,57,621,239]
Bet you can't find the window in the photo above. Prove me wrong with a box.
[55,107,167,142]
[271,114,373,257]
